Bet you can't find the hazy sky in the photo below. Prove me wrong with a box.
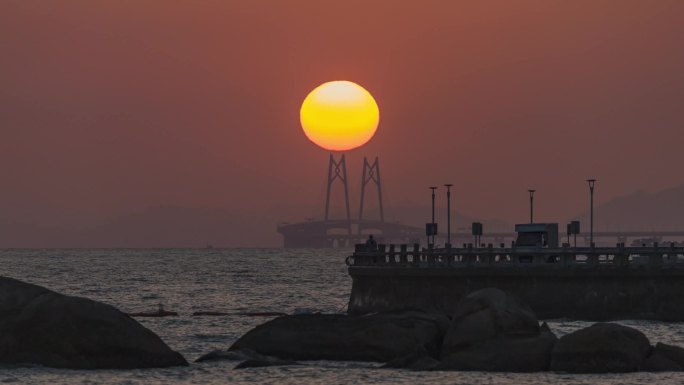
[2,1,684,244]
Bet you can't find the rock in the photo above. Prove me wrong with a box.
[652,342,684,367]
[198,348,300,369]
[641,351,682,372]
[406,356,440,371]
[441,288,540,352]
[641,343,684,371]
[0,276,187,369]
[382,350,426,368]
[550,322,651,373]
[439,288,554,372]
[196,349,261,362]
[234,358,299,369]
[382,352,440,371]
[229,310,449,362]
[438,331,557,372]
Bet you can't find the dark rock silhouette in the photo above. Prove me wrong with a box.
[641,343,684,372]
[550,323,651,373]
[0,276,187,369]
[196,348,298,368]
[234,358,299,369]
[220,287,684,374]
[196,348,265,362]
[438,288,556,372]
[381,350,440,371]
[438,332,557,372]
[229,310,449,362]
[442,288,540,347]
[642,352,682,372]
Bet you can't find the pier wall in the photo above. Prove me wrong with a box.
[347,266,684,321]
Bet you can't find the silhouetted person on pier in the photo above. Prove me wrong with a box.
[366,234,377,251]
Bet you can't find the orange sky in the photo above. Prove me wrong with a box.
[1,1,684,246]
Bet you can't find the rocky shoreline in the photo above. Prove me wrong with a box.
[3,275,684,373]
[202,288,684,373]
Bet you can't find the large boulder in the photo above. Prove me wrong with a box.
[438,331,557,372]
[228,310,449,362]
[382,352,440,371]
[439,288,555,372]
[196,348,261,362]
[233,357,299,369]
[0,276,187,369]
[550,322,651,373]
[641,352,682,372]
[641,343,684,372]
[442,288,540,350]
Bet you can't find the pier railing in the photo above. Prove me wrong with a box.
[346,243,684,268]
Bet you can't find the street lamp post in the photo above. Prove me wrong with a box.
[587,179,596,247]
[430,186,437,246]
[445,184,453,247]
[528,190,536,223]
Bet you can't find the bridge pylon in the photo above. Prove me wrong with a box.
[358,156,384,226]
[324,154,352,233]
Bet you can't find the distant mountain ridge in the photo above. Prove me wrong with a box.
[572,183,684,231]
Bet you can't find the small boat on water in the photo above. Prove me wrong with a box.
[127,303,178,317]
[192,311,287,317]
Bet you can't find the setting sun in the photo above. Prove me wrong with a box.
[300,81,379,151]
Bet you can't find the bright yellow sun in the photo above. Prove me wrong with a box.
[300,80,379,151]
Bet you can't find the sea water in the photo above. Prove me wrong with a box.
[1,248,683,385]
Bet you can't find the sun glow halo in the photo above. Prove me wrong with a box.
[300,81,379,151]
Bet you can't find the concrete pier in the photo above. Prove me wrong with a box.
[347,244,684,321]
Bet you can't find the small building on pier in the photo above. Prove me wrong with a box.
[514,223,559,248]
